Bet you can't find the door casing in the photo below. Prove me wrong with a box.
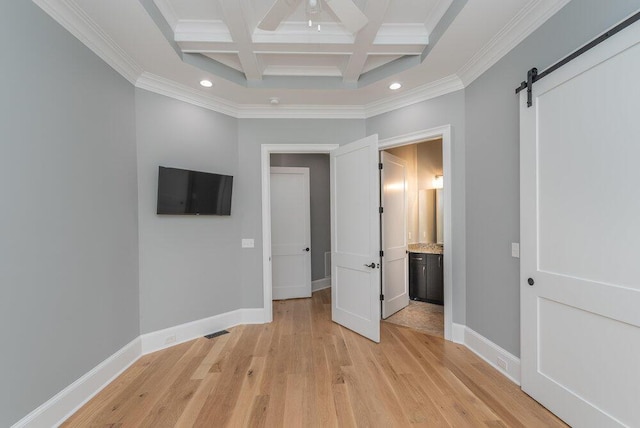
[260,125,453,343]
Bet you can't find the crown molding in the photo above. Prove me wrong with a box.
[457,0,571,86]
[236,104,365,119]
[32,0,566,119]
[135,72,240,117]
[32,0,143,85]
[364,74,464,118]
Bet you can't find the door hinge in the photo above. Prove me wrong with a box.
[379,207,383,214]
[379,162,383,170]
[379,250,384,257]
[380,294,385,301]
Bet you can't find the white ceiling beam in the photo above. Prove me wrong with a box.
[217,0,263,80]
[342,0,391,83]
[178,41,425,56]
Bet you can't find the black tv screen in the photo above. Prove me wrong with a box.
[157,166,233,215]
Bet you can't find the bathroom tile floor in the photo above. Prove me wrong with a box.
[384,300,444,337]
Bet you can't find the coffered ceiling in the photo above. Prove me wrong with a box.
[33,0,571,117]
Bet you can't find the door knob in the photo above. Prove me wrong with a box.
[527,278,535,286]
[304,247,310,252]
[364,262,376,268]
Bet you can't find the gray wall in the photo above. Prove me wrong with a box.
[367,90,467,324]
[464,0,640,356]
[270,154,331,281]
[136,89,241,333]
[0,2,139,426]
[238,119,366,308]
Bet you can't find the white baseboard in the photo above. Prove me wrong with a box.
[463,326,521,385]
[141,308,266,355]
[11,337,142,428]
[13,307,267,427]
[312,277,331,292]
[452,322,466,344]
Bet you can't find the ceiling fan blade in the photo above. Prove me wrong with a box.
[324,0,368,33]
[257,0,301,31]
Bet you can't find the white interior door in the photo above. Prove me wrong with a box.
[331,134,381,342]
[270,167,312,300]
[520,23,640,428]
[381,151,408,319]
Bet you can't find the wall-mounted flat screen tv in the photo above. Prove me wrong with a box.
[157,166,233,215]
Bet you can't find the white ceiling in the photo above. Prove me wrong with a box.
[34,0,571,116]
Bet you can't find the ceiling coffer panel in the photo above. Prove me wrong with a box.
[258,0,368,34]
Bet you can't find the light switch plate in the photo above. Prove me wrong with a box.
[242,239,255,248]
[511,243,520,258]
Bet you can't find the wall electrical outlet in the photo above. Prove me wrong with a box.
[511,243,520,258]
[242,239,255,248]
[165,334,176,345]
[497,356,508,371]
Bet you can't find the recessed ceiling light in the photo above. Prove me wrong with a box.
[269,97,280,105]
[200,79,213,88]
[389,82,402,90]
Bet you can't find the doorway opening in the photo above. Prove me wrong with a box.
[381,138,445,338]
[261,125,454,341]
[269,154,332,301]
[261,144,338,323]
[379,126,453,341]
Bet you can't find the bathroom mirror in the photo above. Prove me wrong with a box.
[418,188,443,244]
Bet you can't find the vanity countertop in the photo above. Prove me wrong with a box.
[408,243,443,255]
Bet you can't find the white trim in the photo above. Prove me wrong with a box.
[135,72,240,118]
[464,326,521,385]
[457,0,571,86]
[140,308,266,355]
[237,104,366,119]
[11,337,142,428]
[153,0,179,31]
[379,125,454,343]
[32,0,143,85]
[312,277,332,292]
[364,75,464,119]
[452,322,465,344]
[33,0,567,118]
[261,144,340,323]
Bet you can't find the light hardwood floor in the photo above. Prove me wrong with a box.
[63,289,565,427]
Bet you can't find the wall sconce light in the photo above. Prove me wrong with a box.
[433,175,443,189]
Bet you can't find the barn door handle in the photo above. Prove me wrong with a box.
[364,262,376,268]
[303,247,310,252]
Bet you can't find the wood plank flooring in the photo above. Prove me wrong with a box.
[63,289,565,427]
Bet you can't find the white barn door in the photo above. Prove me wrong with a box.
[520,23,640,427]
[331,135,381,342]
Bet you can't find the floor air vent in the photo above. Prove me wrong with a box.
[204,330,229,339]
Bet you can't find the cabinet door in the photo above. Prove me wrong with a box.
[409,253,427,300]
[426,254,444,303]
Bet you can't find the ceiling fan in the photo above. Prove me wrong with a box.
[257,0,368,34]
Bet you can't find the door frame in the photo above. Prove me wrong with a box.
[261,144,339,323]
[378,125,454,341]
[260,126,454,342]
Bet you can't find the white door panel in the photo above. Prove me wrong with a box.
[271,167,311,300]
[331,135,380,342]
[520,22,640,428]
[381,151,409,319]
